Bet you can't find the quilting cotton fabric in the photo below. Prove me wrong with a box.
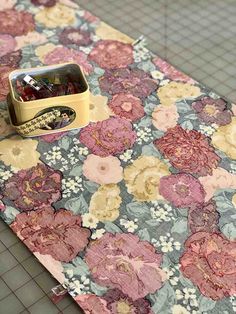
[0,0,236,313]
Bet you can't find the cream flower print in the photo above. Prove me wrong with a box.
[211,116,236,159]
[124,155,170,201]
[15,32,48,50]
[89,93,112,122]
[172,304,190,314]
[0,136,40,170]
[157,81,201,106]
[82,213,98,229]
[35,3,77,28]
[89,184,121,222]
[95,21,132,43]
[35,43,56,63]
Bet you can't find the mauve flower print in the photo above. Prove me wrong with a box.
[11,207,90,262]
[192,97,232,126]
[99,68,158,99]
[3,163,62,211]
[85,232,166,300]
[79,117,137,157]
[159,173,206,208]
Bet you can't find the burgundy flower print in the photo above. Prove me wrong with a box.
[0,34,16,57]
[0,9,35,36]
[89,40,133,69]
[153,57,195,83]
[43,46,93,75]
[192,97,232,126]
[59,28,92,46]
[103,289,154,314]
[85,233,166,300]
[0,50,22,67]
[99,68,158,99]
[154,125,220,176]
[108,93,145,122]
[3,163,62,211]
[0,66,15,101]
[10,207,90,262]
[188,199,220,233]
[31,0,56,7]
[79,117,137,157]
[180,232,236,300]
[159,173,206,208]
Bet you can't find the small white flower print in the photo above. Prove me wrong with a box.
[62,176,84,197]
[119,149,133,162]
[163,267,179,286]
[91,228,106,240]
[120,218,138,232]
[45,146,62,161]
[154,233,181,253]
[135,126,152,144]
[159,79,170,86]
[0,169,12,183]
[150,202,174,222]
[199,124,218,136]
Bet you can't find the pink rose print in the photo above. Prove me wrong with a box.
[75,294,110,314]
[43,47,93,75]
[188,199,220,233]
[11,207,90,262]
[152,104,179,131]
[83,154,123,184]
[154,125,220,176]
[3,163,62,211]
[0,9,35,36]
[89,40,133,69]
[31,0,56,7]
[85,233,166,300]
[0,50,22,67]
[0,34,16,57]
[59,28,92,46]
[0,66,15,101]
[99,68,158,99]
[180,232,236,300]
[108,93,145,122]
[153,57,195,83]
[103,289,154,314]
[159,173,206,208]
[40,131,67,143]
[199,167,236,201]
[192,97,232,126]
[79,117,137,157]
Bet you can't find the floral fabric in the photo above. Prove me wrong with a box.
[0,1,236,313]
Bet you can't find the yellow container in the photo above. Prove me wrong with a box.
[7,63,90,137]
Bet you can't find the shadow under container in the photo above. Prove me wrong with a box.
[7,63,90,137]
